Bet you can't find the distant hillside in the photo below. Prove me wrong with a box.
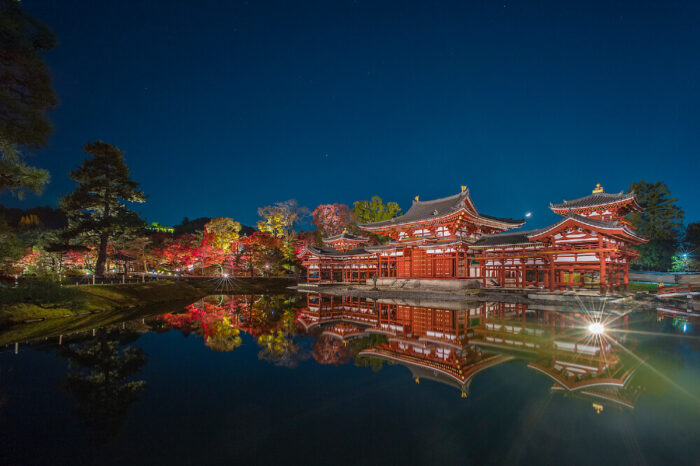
[0,205,68,229]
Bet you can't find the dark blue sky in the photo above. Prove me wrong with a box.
[4,0,699,228]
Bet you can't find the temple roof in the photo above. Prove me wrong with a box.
[300,245,373,257]
[323,231,369,242]
[471,229,545,247]
[359,189,524,230]
[472,213,646,247]
[530,213,646,242]
[550,191,638,210]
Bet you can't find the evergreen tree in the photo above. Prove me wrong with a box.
[684,222,700,271]
[61,141,146,276]
[627,181,684,271]
[352,196,401,224]
[0,0,58,197]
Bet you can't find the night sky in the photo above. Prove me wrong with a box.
[3,0,699,228]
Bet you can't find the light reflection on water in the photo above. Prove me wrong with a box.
[1,293,698,465]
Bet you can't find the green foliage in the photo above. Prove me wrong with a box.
[627,181,684,271]
[0,218,23,272]
[352,196,401,224]
[0,0,58,197]
[684,223,700,271]
[670,254,690,273]
[0,141,49,198]
[61,141,146,275]
[0,0,58,148]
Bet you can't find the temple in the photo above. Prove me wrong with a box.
[299,184,647,293]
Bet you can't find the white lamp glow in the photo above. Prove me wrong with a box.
[588,322,605,335]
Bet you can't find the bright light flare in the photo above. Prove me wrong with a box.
[588,322,605,335]
[525,212,532,218]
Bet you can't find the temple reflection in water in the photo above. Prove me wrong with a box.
[297,293,642,410]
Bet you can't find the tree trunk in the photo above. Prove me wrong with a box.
[95,232,109,276]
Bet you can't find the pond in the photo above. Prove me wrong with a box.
[1,292,698,465]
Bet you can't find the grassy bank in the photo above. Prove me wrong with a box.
[0,277,299,345]
[0,280,209,326]
[0,277,299,327]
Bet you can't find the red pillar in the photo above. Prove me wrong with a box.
[599,253,606,294]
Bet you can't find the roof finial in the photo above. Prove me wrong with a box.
[461,185,467,192]
[592,183,604,194]
[414,195,419,202]
[342,227,348,234]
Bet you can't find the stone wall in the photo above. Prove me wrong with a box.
[629,272,700,285]
[369,278,482,290]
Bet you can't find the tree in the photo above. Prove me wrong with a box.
[121,236,153,273]
[627,181,685,271]
[0,218,23,273]
[204,217,241,251]
[352,196,401,224]
[685,223,700,253]
[311,203,352,237]
[0,0,58,197]
[257,199,308,238]
[683,222,700,271]
[61,141,146,276]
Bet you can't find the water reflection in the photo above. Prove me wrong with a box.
[60,327,147,442]
[1,292,698,461]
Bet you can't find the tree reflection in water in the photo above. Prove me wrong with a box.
[60,328,147,442]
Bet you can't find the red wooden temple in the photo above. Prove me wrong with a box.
[298,184,647,293]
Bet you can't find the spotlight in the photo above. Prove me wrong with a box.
[588,322,605,335]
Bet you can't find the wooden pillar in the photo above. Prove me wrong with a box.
[599,253,606,294]
[624,261,629,291]
[549,262,555,292]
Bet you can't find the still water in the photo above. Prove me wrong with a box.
[1,293,698,465]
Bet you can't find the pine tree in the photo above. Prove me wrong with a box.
[628,181,684,271]
[61,141,146,276]
[0,0,58,197]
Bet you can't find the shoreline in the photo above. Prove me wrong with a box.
[290,283,669,311]
[0,277,298,329]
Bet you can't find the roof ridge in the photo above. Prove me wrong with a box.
[413,190,467,205]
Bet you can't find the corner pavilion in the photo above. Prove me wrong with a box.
[298,184,647,293]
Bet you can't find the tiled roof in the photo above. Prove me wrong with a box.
[359,190,523,229]
[323,232,369,242]
[472,229,545,247]
[303,245,373,257]
[472,213,646,247]
[550,191,636,210]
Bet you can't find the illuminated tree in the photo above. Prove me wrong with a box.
[311,203,352,237]
[257,199,308,238]
[204,217,241,251]
[122,236,153,273]
[352,196,401,224]
[61,142,146,276]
